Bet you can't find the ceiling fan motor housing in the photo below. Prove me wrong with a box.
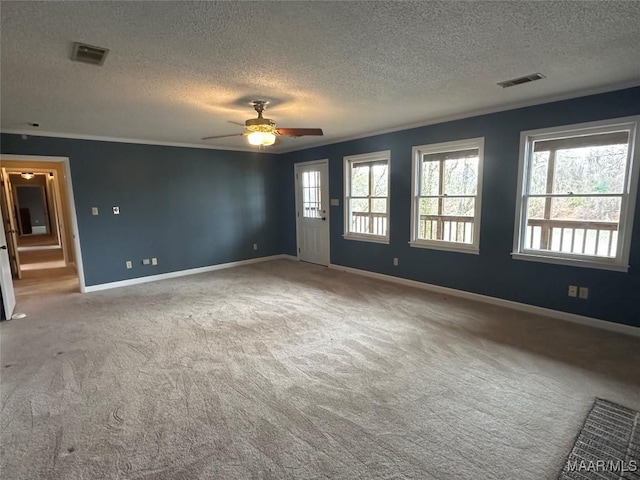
[245,116,276,133]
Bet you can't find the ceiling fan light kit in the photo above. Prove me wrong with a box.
[202,100,323,147]
[248,130,276,146]
[245,104,277,146]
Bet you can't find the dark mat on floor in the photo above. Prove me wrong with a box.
[559,398,639,479]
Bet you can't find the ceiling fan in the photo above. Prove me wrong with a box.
[202,100,323,146]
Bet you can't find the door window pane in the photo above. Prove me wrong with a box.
[302,170,322,218]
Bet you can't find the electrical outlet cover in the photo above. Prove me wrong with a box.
[568,285,578,297]
[579,287,589,299]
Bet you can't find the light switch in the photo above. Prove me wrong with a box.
[91,207,99,216]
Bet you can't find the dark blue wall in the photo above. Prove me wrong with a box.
[282,87,640,328]
[0,136,287,286]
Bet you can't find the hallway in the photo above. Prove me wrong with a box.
[11,246,78,305]
[13,264,78,302]
[17,232,59,248]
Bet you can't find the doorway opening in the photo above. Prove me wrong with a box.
[0,156,84,318]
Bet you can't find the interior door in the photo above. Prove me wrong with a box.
[295,161,330,266]
[0,205,16,320]
[1,168,21,279]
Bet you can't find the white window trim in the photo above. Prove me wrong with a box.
[343,150,391,244]
[511,115,640,272]
[409,137,484,254]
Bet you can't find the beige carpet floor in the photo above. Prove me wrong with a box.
[1,259,639,479]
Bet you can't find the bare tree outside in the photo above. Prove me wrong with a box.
[524,134,629,258]
[349,161,389,236]
[418,151,479,243]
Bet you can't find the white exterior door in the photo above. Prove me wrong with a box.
[295,160,330,266]
[0,205,16,319]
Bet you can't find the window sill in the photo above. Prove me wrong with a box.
[409,241,479,255]
[511,252,629,272]
[343,234,389,245]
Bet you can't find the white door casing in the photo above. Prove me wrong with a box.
[50,173,70,265]
[295,160,330,266]
[0,205,16,319]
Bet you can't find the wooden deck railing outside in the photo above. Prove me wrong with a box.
[351,212,618,257]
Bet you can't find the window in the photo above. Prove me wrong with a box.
[344,150,390,243]
[410,138,484,253]
[512,116,640,271]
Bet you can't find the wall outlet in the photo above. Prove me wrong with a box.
[568,285,578,297]
[112,206,120,215]
[151,257,158,266]
[142,258,150,265]
[125,260,132,269]
[91,207,99,216]
[253,243,258,251]
[393,257,398,266]
[579,287,589,299]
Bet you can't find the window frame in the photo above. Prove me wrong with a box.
[511,116,640,272]
[409,137,485,254]
[343,150,391,244]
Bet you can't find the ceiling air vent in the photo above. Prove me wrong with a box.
[71,42,109,66]
[497,73,545,88]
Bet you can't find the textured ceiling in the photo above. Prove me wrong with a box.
[1,1,639,153]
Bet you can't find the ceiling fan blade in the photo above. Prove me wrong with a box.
[227,120,245,126]
[201,133,245,140]
[276,128,323,137]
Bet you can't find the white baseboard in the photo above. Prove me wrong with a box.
[84,254,289,293]
[328,263,640,338]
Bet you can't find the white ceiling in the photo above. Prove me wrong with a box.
[1,1,639,153]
